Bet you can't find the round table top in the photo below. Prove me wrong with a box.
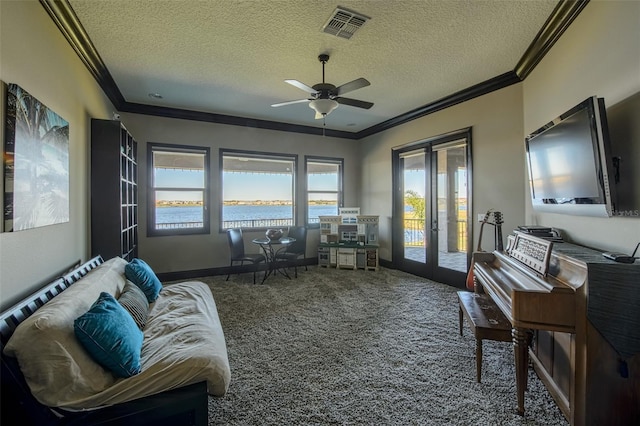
[252,237,295,245]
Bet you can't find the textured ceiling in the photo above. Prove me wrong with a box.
[68,0,559,133]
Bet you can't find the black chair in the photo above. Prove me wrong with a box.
[226,228,266,284]
[275,226,307,278]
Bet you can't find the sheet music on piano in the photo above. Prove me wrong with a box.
[507,232,553,276]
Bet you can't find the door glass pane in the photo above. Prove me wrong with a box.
[402,151,426,264]
[435,145,468,272]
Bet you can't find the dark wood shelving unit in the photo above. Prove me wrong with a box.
[91,119,138,261]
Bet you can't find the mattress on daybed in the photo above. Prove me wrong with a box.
[3,257,231,410]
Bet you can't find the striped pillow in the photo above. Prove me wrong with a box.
[118,280,150,330]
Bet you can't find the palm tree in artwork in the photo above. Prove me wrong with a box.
[6,84,69,231]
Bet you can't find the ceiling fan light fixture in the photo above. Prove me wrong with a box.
[309,98,338,117]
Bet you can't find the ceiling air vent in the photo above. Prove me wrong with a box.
[322,7,370,40]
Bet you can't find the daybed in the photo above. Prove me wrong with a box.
[0,256,231,425]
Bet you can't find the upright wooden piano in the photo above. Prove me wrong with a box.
[472,233,640,425]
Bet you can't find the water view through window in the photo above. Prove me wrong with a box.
[307,158,342,224]
[150,145,209,234]
[153,150,343,231]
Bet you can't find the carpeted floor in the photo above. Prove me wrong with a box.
[193,266,568,425]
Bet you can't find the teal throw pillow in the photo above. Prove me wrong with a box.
[124,258,162,303]
[74,292,143,378]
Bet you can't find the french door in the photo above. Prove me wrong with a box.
[392,128,472,286]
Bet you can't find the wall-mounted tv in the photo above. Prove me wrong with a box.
[525,96,616,217]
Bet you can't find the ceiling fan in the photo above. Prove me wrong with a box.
[271,54,373,120]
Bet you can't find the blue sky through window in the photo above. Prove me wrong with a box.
[223,172,293,200]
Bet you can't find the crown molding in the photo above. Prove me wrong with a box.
[41,0,587,140]
[40,0,126,108]
[120,101,358,139]
[515,0,589,79]
[356,0,589,139]
[354,71,521,139]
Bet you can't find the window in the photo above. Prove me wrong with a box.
[305,157,343,226]
[221,150,297,230]
[147,143,209,236]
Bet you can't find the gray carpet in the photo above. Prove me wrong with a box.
[195,266,568,425]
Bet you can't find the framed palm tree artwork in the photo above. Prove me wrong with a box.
[3,83,69,232]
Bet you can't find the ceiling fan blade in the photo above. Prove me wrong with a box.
[335,97,374,109]
[271,99,311,108]
[285,79,317,95]
[334,78,370,96]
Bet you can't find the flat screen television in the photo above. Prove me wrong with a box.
[525,96,616,217]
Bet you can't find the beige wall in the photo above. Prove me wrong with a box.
[2,1,638,311]
[523,1,640,253]
[119,113,361,274]
[359,84,525,261]
[0,1,114,310]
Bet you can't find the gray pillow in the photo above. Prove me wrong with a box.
[118,280,150,330]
